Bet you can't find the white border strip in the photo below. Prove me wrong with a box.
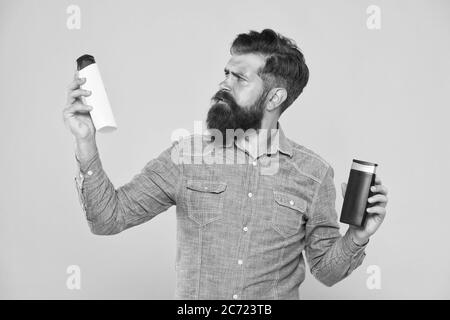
[351,162,377,174]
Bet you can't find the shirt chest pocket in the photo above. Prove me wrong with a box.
[185,179,227,226]
[272,190,307,238]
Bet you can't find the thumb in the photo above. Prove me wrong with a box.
[341,182,347,198]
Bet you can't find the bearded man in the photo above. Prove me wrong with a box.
[63,29,389,300]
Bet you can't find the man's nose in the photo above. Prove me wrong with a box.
[219,79,231,92]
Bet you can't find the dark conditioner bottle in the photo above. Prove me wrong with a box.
[340,159,378,227]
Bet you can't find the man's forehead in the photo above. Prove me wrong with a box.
[225,53,265,76]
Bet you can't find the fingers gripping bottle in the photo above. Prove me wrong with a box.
[76,54,117,133]
[340,159,378,227]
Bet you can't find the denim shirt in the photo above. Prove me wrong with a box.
[74,123,367,300]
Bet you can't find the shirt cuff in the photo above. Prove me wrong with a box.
[74,150,105,186]
[75,149,101,174]
[342,231,369,257]
[73,150,104,215]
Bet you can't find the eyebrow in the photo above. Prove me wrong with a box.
[224,68,248,79]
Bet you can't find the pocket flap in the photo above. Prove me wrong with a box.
[186,180,227,193]
[273,190,307,212]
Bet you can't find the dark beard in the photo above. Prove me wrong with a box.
[206,89,267,144]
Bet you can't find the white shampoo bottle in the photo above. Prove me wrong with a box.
[76,54,117,133]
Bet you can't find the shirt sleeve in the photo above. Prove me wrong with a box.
[304,165,368,287]
[74,140,183,235]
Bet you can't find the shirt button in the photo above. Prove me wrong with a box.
[248,192,253,198]
[252,161,257,166]
[204,187,208,190]
[79,173,83,178]
[87,170,93,176]
[238,259,243,265]
[243,226,248,232]
[233,294,238,299]
[289,200,294,206]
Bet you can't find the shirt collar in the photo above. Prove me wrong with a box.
[277,123,293,157]
[216,122,293,158]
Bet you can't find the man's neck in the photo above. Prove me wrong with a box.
[259,116,279,133]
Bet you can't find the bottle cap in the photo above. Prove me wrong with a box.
[351,159,377,174]
[76,54,96,71]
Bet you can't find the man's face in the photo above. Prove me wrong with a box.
[207,53,268,139]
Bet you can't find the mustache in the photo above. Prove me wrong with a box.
[211,90,237,106]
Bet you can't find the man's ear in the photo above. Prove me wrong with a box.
[266,88,287,112]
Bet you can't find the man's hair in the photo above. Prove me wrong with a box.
[230,29,309,115]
